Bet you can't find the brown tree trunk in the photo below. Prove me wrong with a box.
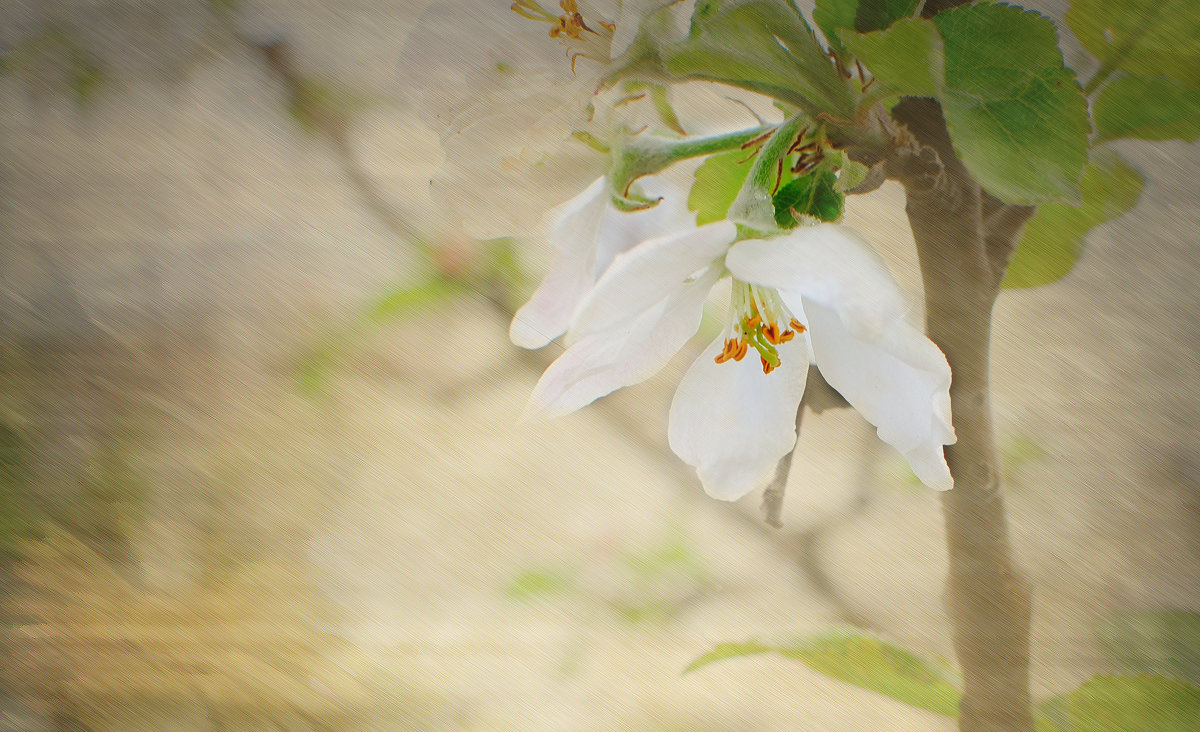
[893,97,1036,731]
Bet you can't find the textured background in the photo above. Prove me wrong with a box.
[0,0,1196,728]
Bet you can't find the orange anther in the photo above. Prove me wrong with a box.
[762,322,780,344]
[789,318,807,333]
[744,314,761,330]
[714,338,739,364]
[778,330,795,343]
[760,356,776,375]
[734,340,749,361]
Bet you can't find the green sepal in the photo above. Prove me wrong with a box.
[773,170,843,227]
[661,0,854,118]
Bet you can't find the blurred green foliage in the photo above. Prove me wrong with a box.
[1098,611,1200,686]
[0,422,35,560]
[503,524,713,627]
[0,26,107,107]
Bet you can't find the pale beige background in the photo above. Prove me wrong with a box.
[0,0,1196,729]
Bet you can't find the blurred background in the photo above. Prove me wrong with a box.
[0,0,1197,729]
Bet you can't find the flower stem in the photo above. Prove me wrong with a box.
[609,125,774,206]
[726,115,809,231]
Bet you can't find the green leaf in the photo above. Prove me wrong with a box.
[1096,611,1200,685]
[686,631,962,717]
[854,0,922,33]
[1037,694,1072,732]
[841,18,944,97]
[814,0,857,57]
[1093,75,1200,142]
[815,0,920,56]
[287,75,375,134]
[1003,148,1143,288]
[934,3,1089,204]
[773,170,843,227]
[1067,0,1200,88]
[666,0,852,116]
[364,276,462,325]
[69,52,105,107]
[685,641,775,673]
[689,150,753,225]
[1065,675,1200,731]
[0,422,34,560]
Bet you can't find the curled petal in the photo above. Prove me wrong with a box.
[611,0,696,59]
[803,301,955,491]
[726,225,908,339]
[511,178,609,348]
[668,336,810,500]
[510,176,693,349]
[525,267,720,417]
[570,220,736,341]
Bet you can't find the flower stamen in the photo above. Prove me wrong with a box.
[512,0,615,73]
[718,281,807,374]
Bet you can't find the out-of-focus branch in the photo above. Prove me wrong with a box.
[252,39,423,244]
[762,366,850,528]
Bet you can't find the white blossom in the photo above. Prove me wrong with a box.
[519,216,956,499]
[396,0,692,239]
[510,175,695,348]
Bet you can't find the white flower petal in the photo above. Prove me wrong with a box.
[594,177,695,275]
[570,220,736,341]
[726,225,908,339]
[668,336,810,500]
[905,440,955,493]
[397,0,594,126]
[510,177,694,348]
[510,179,608,348]
[803,301,955,491]
[611,0,696,59]
[434,103,603,240]
[526,267,720,416]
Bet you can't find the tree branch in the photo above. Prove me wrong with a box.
[892,96,1035,732]
[762,367,849,528]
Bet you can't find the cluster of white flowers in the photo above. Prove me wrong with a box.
[512,178,955,499]
[401,1,956,500]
